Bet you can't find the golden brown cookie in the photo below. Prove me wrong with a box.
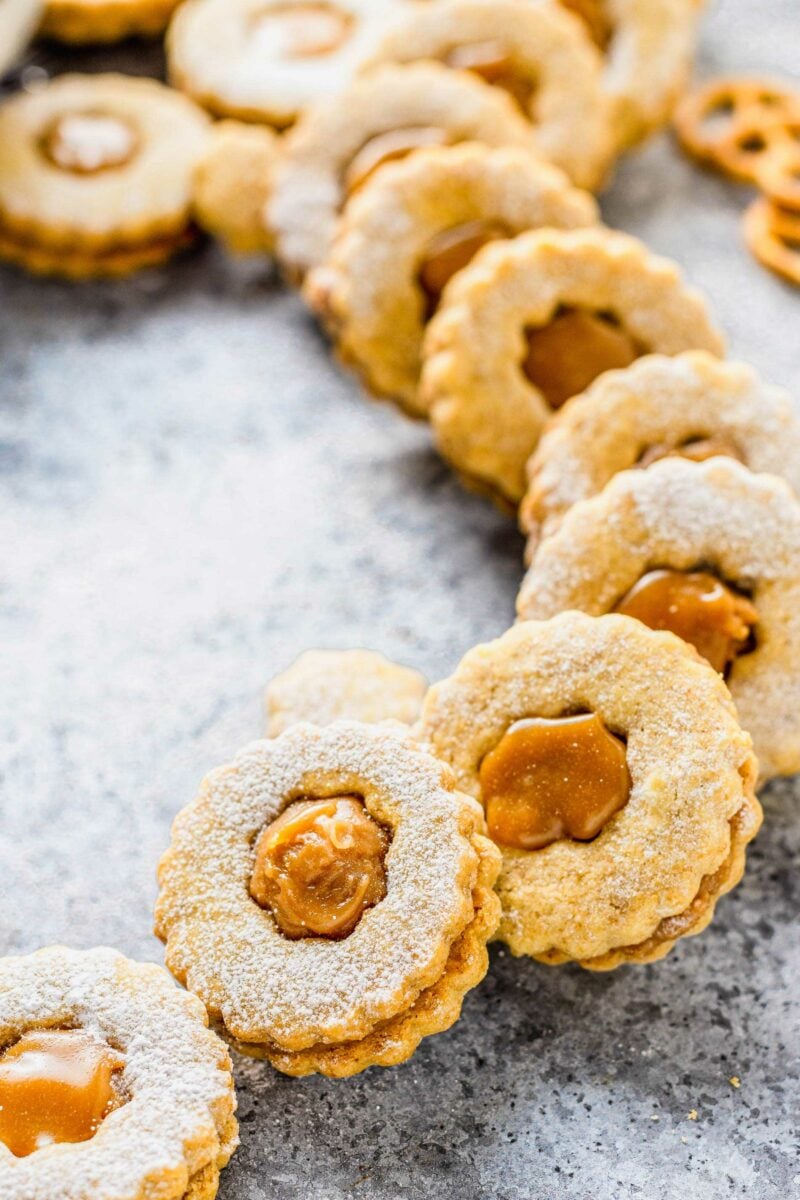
[416,612,760,968]
[363,0,614,191]
[41,0,182,42]
[422,227,725,509]
[193,120,279,255]
[155,721,501,1077]
[266,648,428,735]
[306,143,598,417]
[168,0,414,129]
[743,197,800,287]
[0,74,210,280]
[517,456,800,782]
[0,946,237,1197]
[269,61,541,281]
[520,352,800,553]
[0,0,41,74]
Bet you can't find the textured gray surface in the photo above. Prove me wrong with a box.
[1,2,799,1197]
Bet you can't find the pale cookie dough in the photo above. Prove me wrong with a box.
[0,73,210,279]
[517,457,800,783]
[193,120,279,255]
[0,946,238,1200]
[266,648,428,735]
[269,61,541,282]
[0,0,42,75]
[306,143,598,418]
[167,0,416,129]
[416,612,760,967]
[156,722,501,1077]
[521,352,800,553]
[364,0,614,191]
[421,227,725,509]
[41,0,182,43]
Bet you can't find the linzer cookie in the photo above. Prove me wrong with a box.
[167,0,414,129]
[0,74,210,280]
[41,0,182,42]
[517,457,800,782]
[266,649,428,735]
[269,61,540,282]
[155,721,501,1077]
[0,946,237,1198]
[363,0,614,191]
[193,120,279,255]
[520,352,800,553]
[421,227,724,510]
[416,612,760,968]
[306,143,597,417]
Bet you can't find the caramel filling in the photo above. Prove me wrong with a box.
[559,0,613,50]
[250,796,389,938]
[523,308,641,409]
[251,2,352,59]
[345,126,450,196]
[0,1030,125,1158]
[42,113,138,175]
[615,569,758,674]
[419,219,508,317]
[479,714,631,851]
[636,436,744,469]
[444,41,534,111]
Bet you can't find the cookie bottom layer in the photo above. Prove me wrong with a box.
[0,225,195,279]
[40,0,181,43]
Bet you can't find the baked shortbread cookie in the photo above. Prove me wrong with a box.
[0,0,41,75]
[416,612,760,968]
[0,74,210,280]
[156,722,501,1077]
[266,648,428,735]
[364,0,614,191]
[517,457,800,782]
[421,227,724,509]
[0,946,237,1198]
[520,352,800,553]
[41,0,181,42]
[193,120,280,255]
[269,61,541,282]
[306,144,598,417]
[168,0,415,129]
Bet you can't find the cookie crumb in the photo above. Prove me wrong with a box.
[687,1110,698,1121]
[729,1076,741,1089]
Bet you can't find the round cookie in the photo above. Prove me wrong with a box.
[416,612,760,967]
[193,120,280,255]
[517,456,800,783]
[0,0,41,75]
[421,227,725,509]
[744,197,800,287]
[41,0,182,42]
[269,61,541,281]
[520,352,800,552]
[306,143,598,417]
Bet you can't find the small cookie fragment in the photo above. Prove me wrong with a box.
[193,120,279,255]
[41,0,182,43]
[266,648,428,735]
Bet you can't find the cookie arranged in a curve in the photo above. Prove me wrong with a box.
[192,119,279,255]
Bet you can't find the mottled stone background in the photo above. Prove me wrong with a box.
[1,1,798,1196]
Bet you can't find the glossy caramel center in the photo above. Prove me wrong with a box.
[345,126,450,195]
[615,569,758,674]
[636,436,743,469]
[250,796,389,938]
[479,714,631,851]
[43,113,137,175]
[559,0,613,50]
[445,40,534,110]
[419,219,508,316]
[252,3,352,59]
[523,308,640,409]
[0,1030,124,1158]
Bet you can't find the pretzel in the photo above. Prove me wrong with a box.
[743,196,800,287]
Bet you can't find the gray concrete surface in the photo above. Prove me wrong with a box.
[1,1,798,1196]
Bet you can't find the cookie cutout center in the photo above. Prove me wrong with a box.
[345,126,450,195]
[250,796,389,939]
[636,435,744,469]
[419,219,509,318]
[251,3,353,59]
[480,714,631,851]
[0,1030,125,1158]
[42,113,138,175]
[615,569,758,674]
[558,0,613,50]
[522,308,641,409]
[444,41,535,111]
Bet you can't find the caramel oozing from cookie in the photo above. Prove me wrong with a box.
[445,41,534,111]
[345,126,450,195]
[480,714,631,851]
[42,113,138,175]
[251,3,353,59]
[559,0,613,51]
[250,796,389,939]
[419,219,508,316]
[522,308,640,409]
[615,569,758,674]
[637,436,744,469]
[0,1030,125,1158]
